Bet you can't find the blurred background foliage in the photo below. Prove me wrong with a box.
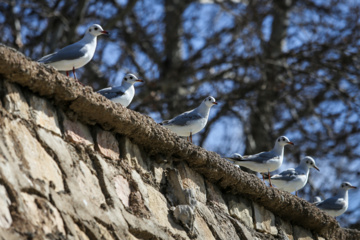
[1,0,360,227]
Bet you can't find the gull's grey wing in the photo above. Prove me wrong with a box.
[162,110,202,126]
[38,42,87,63]
[316,197,345,211]
[271,168,302,181]
[97,86,125,99]
[225,153,244,164]
[239,150,277,164]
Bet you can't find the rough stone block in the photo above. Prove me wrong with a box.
[4,119,64,192]
[21,192,65,235]
[0,132,34,194]
[29,95,61,135]
[131,170,150,209]
[96,128,120,160]
[177,162,206,204]
[166,168,188,206]
[96,222,115,240]
[153,162,165,185]
[36,127,72,168]
[73,223,91,240]
[278,218,294,240]
[0,185,12,229]
[122,210,175,240]
[194,214,216,240]
[63,114,94,147]
[113,175,131,207]
[0,228,24,240]
[147,185,187,238]
[228,195,254,229]
[170,188,197,234]
[293,225,313,240]
[253,202,278,235]
[75,160,107,207]
[171,204,195,231]
[206,180,228,213]
[197,202,240,240]
[122,137,149,173]
[231,218,258,240]
[3,81,30,120]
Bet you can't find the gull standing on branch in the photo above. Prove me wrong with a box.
[97,73,143,107]
[38,24,109,80]
[160,96,218,142]
[225,136,294,186]
[265,156,319,195]
[315,182,357,217]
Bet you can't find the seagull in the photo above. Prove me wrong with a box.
[315,182,357,217]
[38,24,109,80]
[225,136,294,186]
[97,73,143,107]
[265,156,319,195]
[160,96,217,142]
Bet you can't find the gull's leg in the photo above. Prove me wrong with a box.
[190,132,193,143]
[261,173,265,182]
[72,67,77,80]
[66,71,69,77]
[268,170,273,187]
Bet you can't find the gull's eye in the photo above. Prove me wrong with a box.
[282,137,285,141]
[208,98,211,101]
[278,139,280,142]
[95,27,98,31]
[306,161,309,164]
[124,77,128,81]
[130,76,133,79]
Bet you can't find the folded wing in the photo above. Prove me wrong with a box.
[38,42,87,63]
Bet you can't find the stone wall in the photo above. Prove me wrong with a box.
[0,44,359,240]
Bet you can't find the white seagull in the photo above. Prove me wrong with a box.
[225,136,294,186]
[266,156,319,195]
[38,24,108,80]
[97,73,143,107]
[160,96,217,142]
[315,182,357,217]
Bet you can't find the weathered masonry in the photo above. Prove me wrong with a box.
[0,44,359,240]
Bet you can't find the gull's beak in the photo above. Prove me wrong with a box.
[136,79,144,82]
[287,141,294,145]
[213,102,218,105]
[314,165,320,171]
[101,30,109,35]
[350,186,357,189]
